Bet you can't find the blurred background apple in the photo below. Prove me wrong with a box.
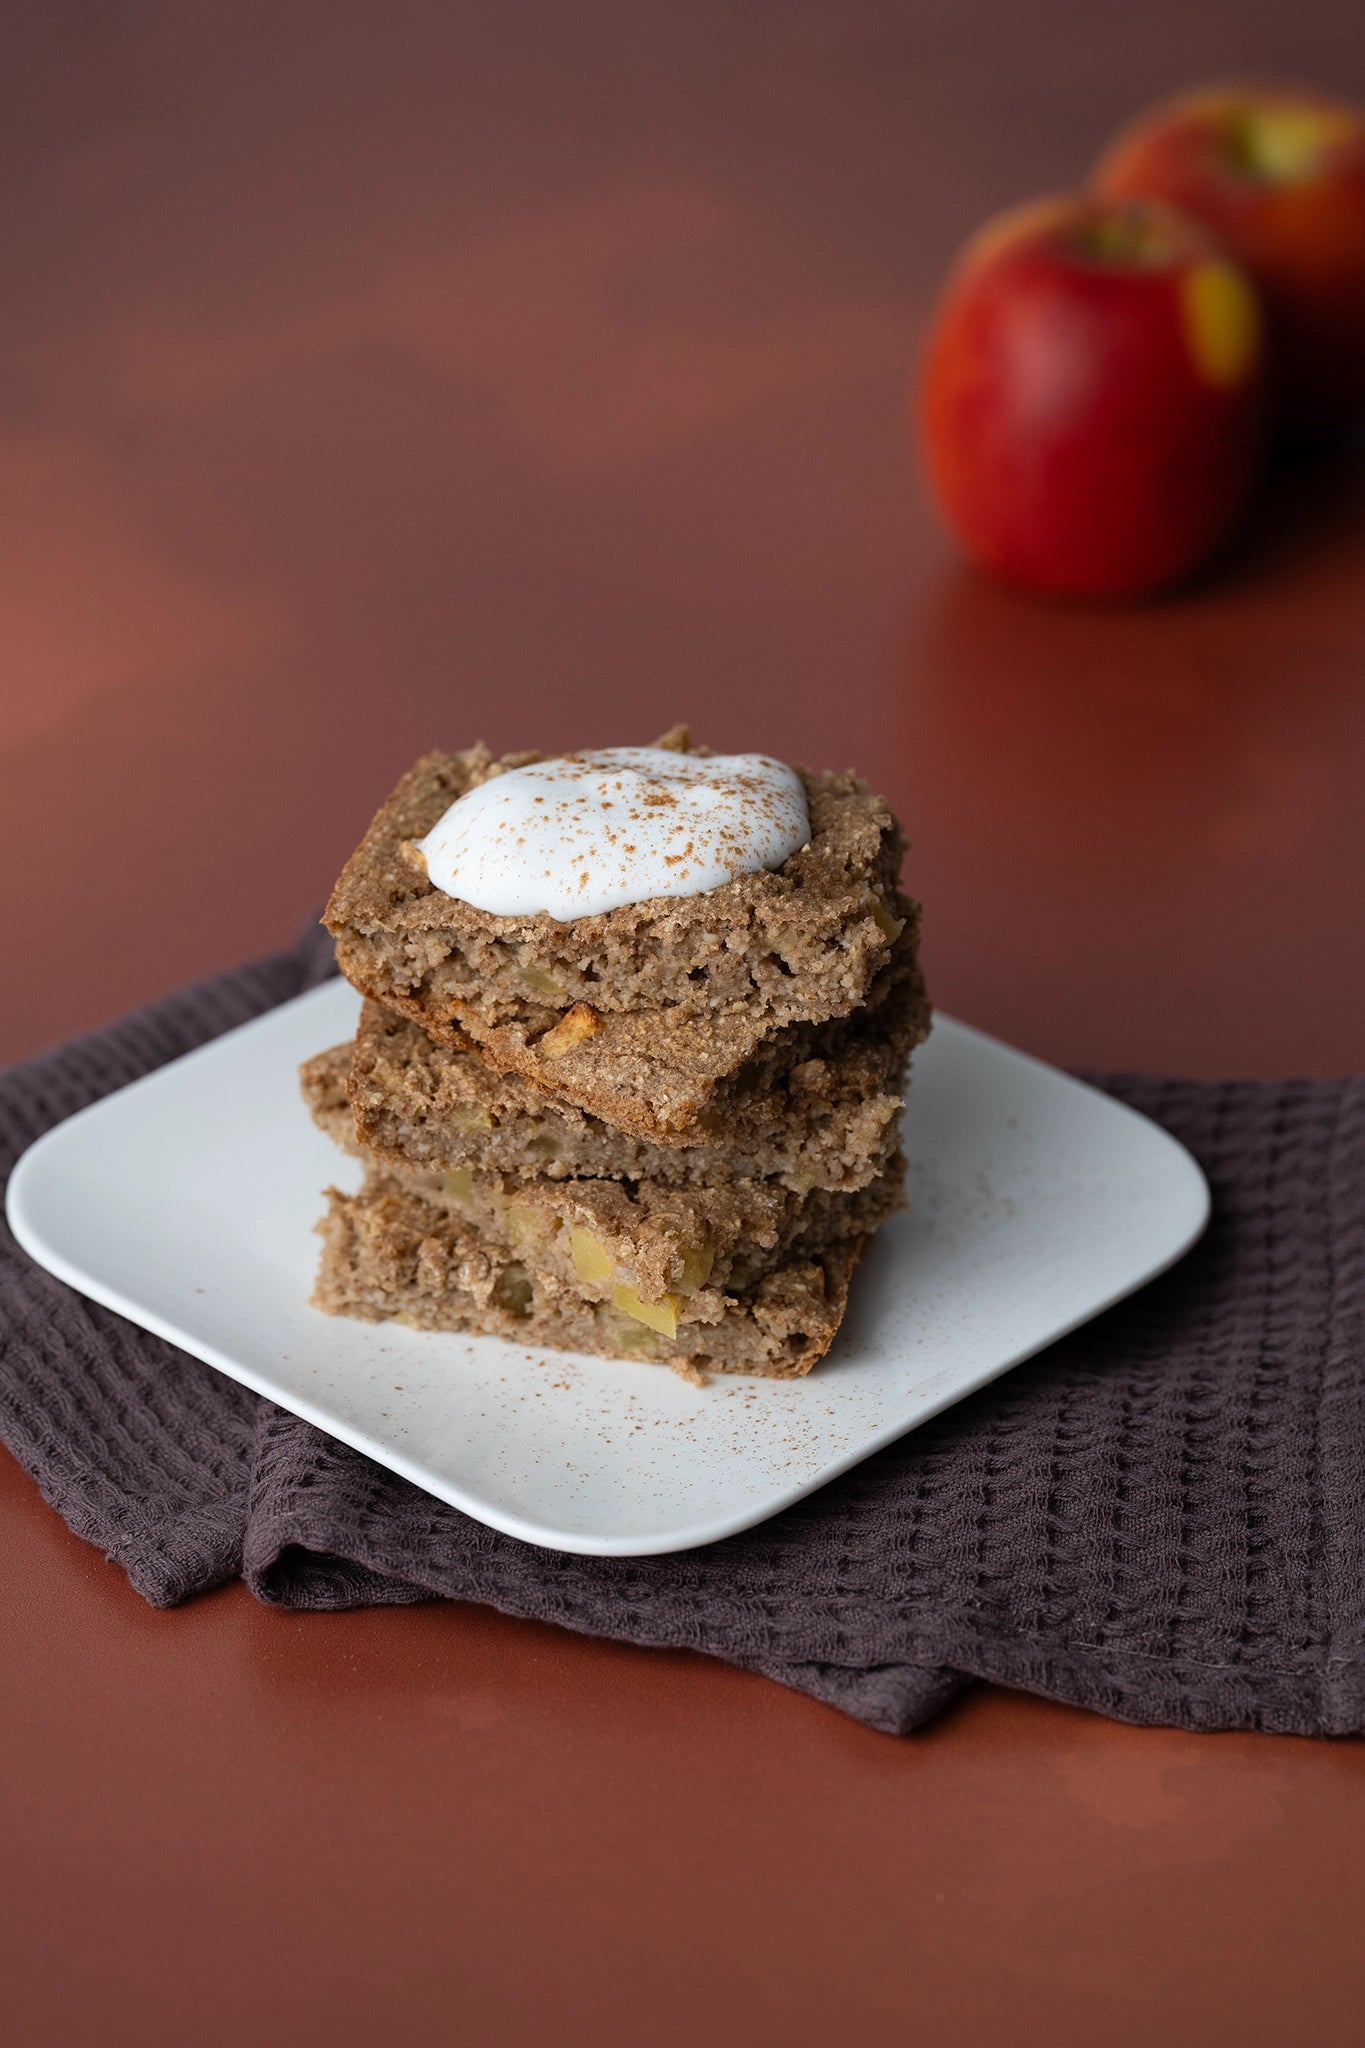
[917,195,1267,599]
[1094,84,1365,434]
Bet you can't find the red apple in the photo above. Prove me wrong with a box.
[917,195,1268,599]
[1094,84,1365,433]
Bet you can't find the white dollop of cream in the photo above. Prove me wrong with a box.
[416,746,810,921]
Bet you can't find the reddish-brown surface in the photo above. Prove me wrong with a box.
[2,8,1364,2045]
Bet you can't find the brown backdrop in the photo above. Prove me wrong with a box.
[3,5,1364,2044]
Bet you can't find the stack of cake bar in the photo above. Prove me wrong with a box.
[302,730,930,1380]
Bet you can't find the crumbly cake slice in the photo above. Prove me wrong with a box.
[323,728,908,1040]
[401,913,928,1145]
[322,1148,904,1335]
[299,961,922,1191]
[312,1179,877,1380]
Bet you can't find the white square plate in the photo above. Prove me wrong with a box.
[7,981,1208,1555]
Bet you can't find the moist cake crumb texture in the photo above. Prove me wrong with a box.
[307,727,929,1378]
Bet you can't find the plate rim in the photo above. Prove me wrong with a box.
[5,986,1211,1556]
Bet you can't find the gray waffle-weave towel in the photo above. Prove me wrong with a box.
[1,926,1362,1736]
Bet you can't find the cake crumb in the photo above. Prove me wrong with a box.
[670,1359,711,1389]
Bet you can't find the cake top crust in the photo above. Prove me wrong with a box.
[324,726,904,981]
